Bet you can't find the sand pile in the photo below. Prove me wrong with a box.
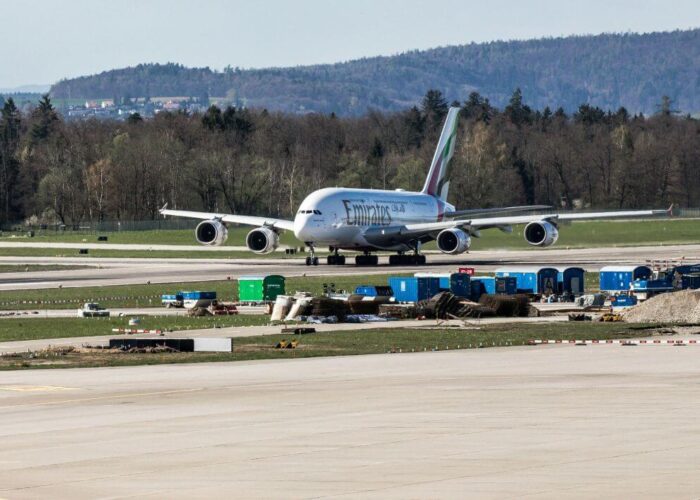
[622,290,700,323]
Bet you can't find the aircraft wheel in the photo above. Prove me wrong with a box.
[355,255,378,266]
[305,257,312,266]
[312,257,319,266]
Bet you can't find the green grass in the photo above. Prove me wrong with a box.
[3,219,697,253]
[0,247,302,259]
[469,218,699,250]
[0,274,410,310]
[0,265,89,273]
[1,227,301,247]
[0,321,664,370]
[0,315,269,343]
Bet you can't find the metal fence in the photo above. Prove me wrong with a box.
[0,218,199,235]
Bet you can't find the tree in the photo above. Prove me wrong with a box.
[30,94,58,141]
[421,89,448,131]
[0,98,22,222]
[504,88,532,127]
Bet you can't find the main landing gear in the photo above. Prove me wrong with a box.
[304,244,319,266]
[388,254,426,265]
[355,252,379,266]
[326,247,346,265]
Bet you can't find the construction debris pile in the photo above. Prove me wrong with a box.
[622,289,700,323]
[415,292,531,319]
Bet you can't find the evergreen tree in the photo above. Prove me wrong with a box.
[30,94,58,141]
[0,98,22,222]
[504,88,532,126]
[421,89,448,130]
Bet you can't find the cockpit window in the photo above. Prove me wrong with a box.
[313,210,322,215]
[298,209,321,215]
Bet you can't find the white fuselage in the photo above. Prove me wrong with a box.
[293,187,453,251]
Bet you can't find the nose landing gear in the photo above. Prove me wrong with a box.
[304,244,319,266]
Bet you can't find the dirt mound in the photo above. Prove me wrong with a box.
[622,290,700,323]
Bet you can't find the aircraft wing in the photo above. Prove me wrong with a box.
[444,205,552,219]
[160,208,295,231]
[398,207,671,238]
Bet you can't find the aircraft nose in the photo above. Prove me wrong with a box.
[293,216,311,241]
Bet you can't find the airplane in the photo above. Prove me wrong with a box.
[160,107,670,266]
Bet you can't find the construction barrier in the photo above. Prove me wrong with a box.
[111,328,163,335]
[529,339,699,345]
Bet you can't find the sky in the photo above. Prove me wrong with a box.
[0,0,698,89]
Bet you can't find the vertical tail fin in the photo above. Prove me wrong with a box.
[421,106,460,202]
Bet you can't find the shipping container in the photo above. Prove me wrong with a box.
[161,293,184,308]
[673,264,700,276]
[599,266,651,292]
[470,277,495,301]
[414,272,471,297]
[238,275,286,302]
[681,274,700,290]
[495,267,559,294]
[388,277,441,302]
[181,291,217,309]
[495,276,517,295]
[354,285,394,297]
[556,267,585,295]
[611,294,638,308]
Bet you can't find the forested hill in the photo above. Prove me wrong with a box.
[50,29,700,115]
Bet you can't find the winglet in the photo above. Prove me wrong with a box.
[159,203,168,215]
[667,203,675,217]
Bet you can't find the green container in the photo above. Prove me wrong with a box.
[238,275,285,302]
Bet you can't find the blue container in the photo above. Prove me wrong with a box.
[470,277,495,301]
[181,291,217,300]
[414,273,470,297]
[449,273,471,298]
[557,267,585,295]
[673,264,700,275]
[611,294,638,308]
[495,267,559,294]
[495,276,517,295]
[682,275,700,290]
[161,293,184,307]
[599,266,651,292]
[354,285,393,297]
[388,277,441,302]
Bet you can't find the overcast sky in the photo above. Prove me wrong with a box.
[0,0,698,89]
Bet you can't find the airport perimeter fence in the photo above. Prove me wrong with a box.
[0,218,199,236]
[1,208,699,236]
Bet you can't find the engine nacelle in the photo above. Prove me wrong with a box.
[524,221,559,247]
[436,228,471,255]
[246,227,280,254]
[195,219,228,246]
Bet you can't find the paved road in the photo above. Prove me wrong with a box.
[2,344,700,497]
[0,243,699,290]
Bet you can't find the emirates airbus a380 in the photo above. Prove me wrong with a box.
[160,107,669,266]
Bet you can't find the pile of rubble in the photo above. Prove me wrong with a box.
[416,292,531,319]
[622,289,700,323]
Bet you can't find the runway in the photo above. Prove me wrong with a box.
[0,243,699,290]
[2,345,700,498]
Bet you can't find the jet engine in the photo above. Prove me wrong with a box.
[523,221,559,247]
[436,228,471,255]
[246,227,280,254]
[195,219,228,246]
